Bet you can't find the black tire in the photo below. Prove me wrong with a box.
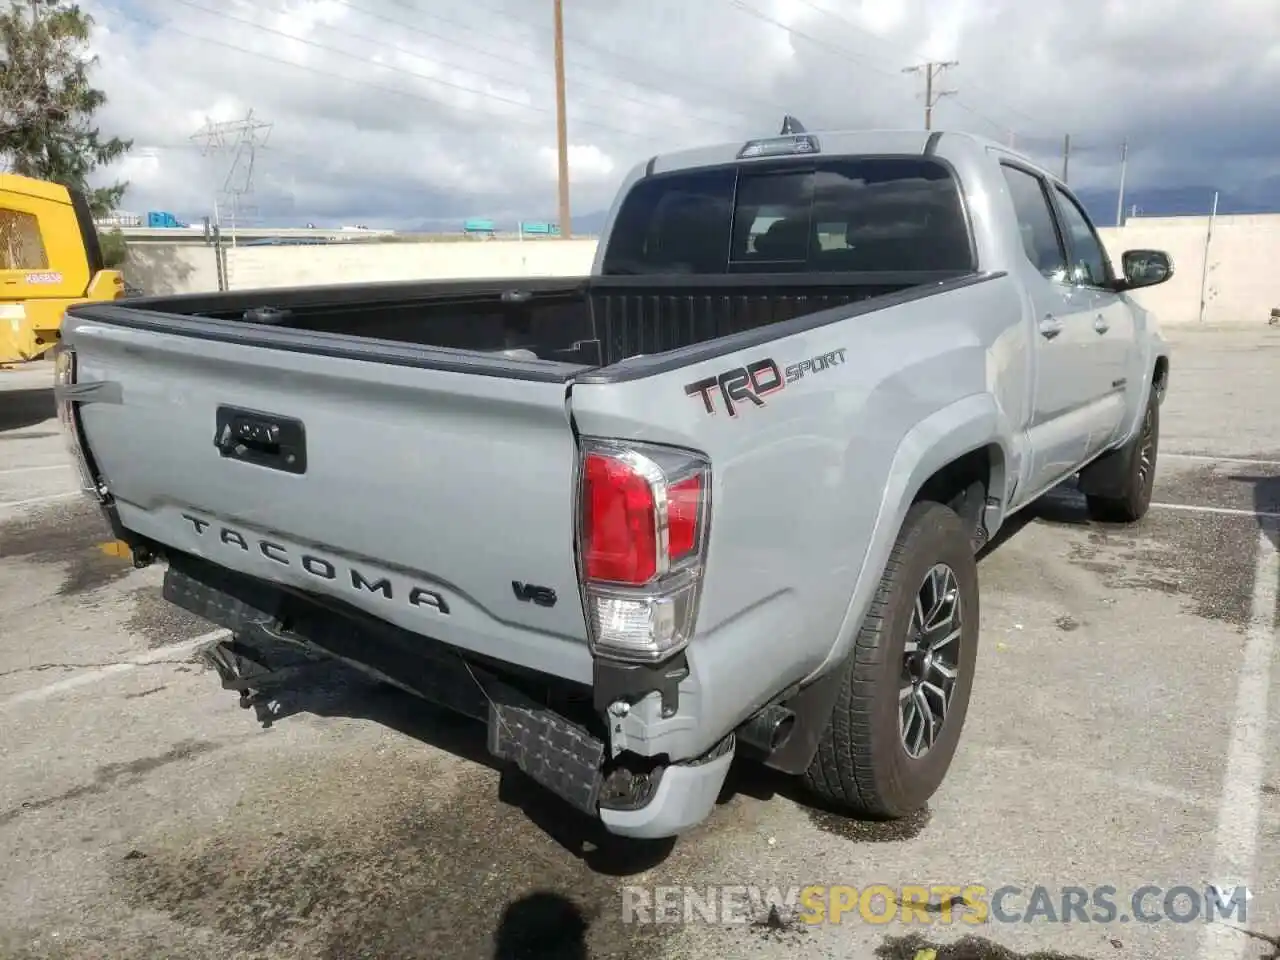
[1085,390,1159,523]
[802,500,980,819]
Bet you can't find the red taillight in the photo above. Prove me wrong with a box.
[581,451,710,586]
[666,474,702,561]
[582,452,658,584]
[576,439,712,663]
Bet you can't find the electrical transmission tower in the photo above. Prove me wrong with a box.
[902,60,957,130]
[189,110,273,238]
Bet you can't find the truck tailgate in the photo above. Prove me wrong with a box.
[69,319,593,683]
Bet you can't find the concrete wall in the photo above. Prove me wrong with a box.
[1098,215,1280,327]
[120,239,599,297]
[123,244,221,296]
[120,218,1280,328]
[226,239,600,290]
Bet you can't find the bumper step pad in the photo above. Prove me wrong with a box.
[164,554,610,816]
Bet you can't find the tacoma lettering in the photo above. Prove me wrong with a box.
[180,513,449,614]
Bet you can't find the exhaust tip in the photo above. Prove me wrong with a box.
[739,702,796,756]
[771,711,796,750]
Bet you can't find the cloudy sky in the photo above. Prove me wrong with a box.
[79,0,1280,229]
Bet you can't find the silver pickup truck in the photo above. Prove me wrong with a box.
[56,127,1172,840]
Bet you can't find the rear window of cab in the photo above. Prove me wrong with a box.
[601,156,974,276]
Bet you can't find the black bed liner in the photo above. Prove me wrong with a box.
[67,270,1003,383]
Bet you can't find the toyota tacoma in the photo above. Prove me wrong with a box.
[55,125,1173,839]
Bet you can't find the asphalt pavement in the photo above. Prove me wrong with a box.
[1,326,1277,960]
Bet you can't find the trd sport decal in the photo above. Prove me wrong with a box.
[684,348,848,417]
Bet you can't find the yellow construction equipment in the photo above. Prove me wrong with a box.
[0,172,125,365]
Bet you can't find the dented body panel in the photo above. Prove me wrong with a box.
[58,129,1171,838]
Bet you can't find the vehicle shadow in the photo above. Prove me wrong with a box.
[207,480,1140,873]
[717,482,1100,834]
[1230,471,1280,552]
[225,659,676,876]
[978,481,1093,560]
[0,387,55,434]
[492,891,591,960]
[218,486,1096,869]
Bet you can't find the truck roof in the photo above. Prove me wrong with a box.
[642,127,1061,185]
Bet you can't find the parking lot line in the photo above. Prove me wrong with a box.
[1151,502,1280,522]
[1199,520,1278,960]
[1164,453,1280,467]
[0,628,229,710]
[0,491,79,511]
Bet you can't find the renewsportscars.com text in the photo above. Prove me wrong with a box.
[620,884,1252,926]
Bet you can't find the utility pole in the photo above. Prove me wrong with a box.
[1061,133,1071,183]
[552,0,571,239]
[1115,139,1128,226]
[902,60,957,130]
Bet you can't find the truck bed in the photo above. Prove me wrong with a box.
[60,265,990,686]
[100,270,973,372]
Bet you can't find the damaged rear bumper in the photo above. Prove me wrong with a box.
[163,552,734,839]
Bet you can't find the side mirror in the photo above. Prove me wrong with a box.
[1119,249,1174,290]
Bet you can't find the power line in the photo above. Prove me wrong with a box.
[724,0,1022,142]
[727,0,914,103]
[902,60,957,131]
[155,0,645,143]
[787,0,1047,133]
[468,0,797,121]
[307,0,753,136]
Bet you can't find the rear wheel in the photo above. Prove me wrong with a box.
[802,501,979,818]
[1085,390,1159,523]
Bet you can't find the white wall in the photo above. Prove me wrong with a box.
[121,239,599,297]
[225,239,600,289]
[1098,215,1280,326]
[124,244,221,296]
[121,217,1280,328]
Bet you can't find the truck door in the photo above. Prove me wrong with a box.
[1048,183,1133,456]
[997,161,1098,497]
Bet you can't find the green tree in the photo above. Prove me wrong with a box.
[0,0,132,216]
[98,224,126,267]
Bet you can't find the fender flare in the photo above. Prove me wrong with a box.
[819,392,1011,682]
[763,392,1012,774]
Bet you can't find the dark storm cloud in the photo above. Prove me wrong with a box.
[84,0,1280,226]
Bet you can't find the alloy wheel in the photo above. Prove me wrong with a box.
[900,562,963,759]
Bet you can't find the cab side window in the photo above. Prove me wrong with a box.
[999,163,1067,282]
[1053,186,1111,288]
[0,209,49,271]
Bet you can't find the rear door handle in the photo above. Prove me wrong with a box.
[1094,314,1110,334]
[1039,314,1064,339]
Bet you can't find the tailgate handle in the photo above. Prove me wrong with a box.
[214,406,307,475]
